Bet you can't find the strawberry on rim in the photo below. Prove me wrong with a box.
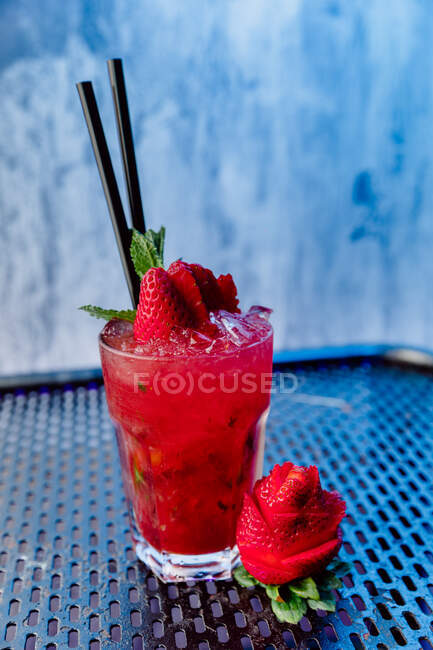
[133,267,194,343]
[135,261,241,342]
[81,228,242,344]
[168,260,210,324]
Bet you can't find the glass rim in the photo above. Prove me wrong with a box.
[98,322,273,362]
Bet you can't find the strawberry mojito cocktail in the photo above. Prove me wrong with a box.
[89,229,273,581]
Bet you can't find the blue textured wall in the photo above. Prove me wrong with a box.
[1,0,432,374]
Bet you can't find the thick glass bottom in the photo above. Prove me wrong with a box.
[135,537,240,582]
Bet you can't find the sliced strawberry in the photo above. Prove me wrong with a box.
[168,262,241,315]
[133,267,194,343]
[217,273,240,313]
[189,264,223,311]
[167,261,210,325]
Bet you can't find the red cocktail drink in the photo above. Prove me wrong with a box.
[100,309,273,581]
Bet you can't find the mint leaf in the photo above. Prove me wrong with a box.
[265,585,281,601]
[271,593,307,624]
[307,591,336,612]
[151,226,165,262]
[289,577,320,601]
[233,566,259,588]
[79,305,136,322]
[130,228,165,278]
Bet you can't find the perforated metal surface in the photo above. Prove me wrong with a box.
[0,357,432,649]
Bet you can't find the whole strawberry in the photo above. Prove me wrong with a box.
[133,267,194,342]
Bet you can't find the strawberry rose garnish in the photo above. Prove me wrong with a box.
[234,463,348,624]
[237,462,346,585]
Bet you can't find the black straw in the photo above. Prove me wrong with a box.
[76,81,140,307]
[107,59,146,234]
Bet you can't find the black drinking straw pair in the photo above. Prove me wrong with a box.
[77,60,144,308]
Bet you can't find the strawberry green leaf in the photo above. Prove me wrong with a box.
[233,566,259,588]
[307,591,336,612]
[327,560,352,578]
[79,305,136,322]
[289,577,320,601]
[130,228,165,278]
[271,593,307,624]
[317,571,343,591]
[265,585,281,601]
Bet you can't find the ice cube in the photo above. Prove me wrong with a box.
[246,305,273,321]
[213,310,258,347]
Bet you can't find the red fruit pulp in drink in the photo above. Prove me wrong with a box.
[100,310,273,556]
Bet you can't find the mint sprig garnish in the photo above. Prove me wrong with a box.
[151,226,165,262]
[130,227,165,278]
[79,226,165,322]
[79,305,136,322]
[233,559,351,625]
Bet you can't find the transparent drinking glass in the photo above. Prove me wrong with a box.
[99,320,273,582]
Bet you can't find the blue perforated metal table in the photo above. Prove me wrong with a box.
[0,349,432,649]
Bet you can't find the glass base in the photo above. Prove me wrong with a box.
[135,538,240,582]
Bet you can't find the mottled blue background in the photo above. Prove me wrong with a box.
[1,0,432,374]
